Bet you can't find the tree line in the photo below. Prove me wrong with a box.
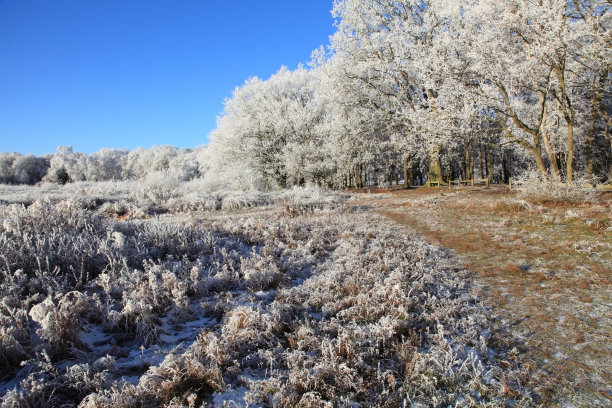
[207,0,611,189]
[0,145,207,185]
[2,1,610,191]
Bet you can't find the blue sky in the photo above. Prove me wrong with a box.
[0,0,335,156]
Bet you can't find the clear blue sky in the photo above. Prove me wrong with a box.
[0,0,335,156]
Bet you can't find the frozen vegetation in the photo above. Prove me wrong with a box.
[1,1,607,405]
[0,182,534,407]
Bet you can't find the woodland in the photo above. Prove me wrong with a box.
[1,0,610,191]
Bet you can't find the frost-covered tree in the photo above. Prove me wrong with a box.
[568,0,612,181]
[124,145,180,179]
[329,0,481,185]
[86,148,128,181]
[0,154,48,185]
[12,154,49,184]
[458,0,611,182]
[0,153,17,184]
[46,146,89,182]
[207,65,327,190]
[0,152,50,185]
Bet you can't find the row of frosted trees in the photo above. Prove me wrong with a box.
[207,0,611,190]
[3,1,609,191]
[0,145,207,185]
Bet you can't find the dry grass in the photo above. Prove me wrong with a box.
[0,186,536,407]
[354,185,612,406]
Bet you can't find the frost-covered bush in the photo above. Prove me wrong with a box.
[0,200,107,284]
[273,186,348,213]
[240,251,284,291]
[130,170,185,203]
[164,186,346,215]
[63,180,135,201]
[1,357,114,407]
[28,291,100,360]
[220,191,272,211]
[166,194,222,213]
[0,270,30,378]
[515,169,597,203]
[165,179,223,213]
[98,199,149,219]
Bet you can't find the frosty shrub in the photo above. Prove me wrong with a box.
[130,170,186,203]
[0,270,30,378]
[28,292,92,359]
[63,180,135,202]
[166,193,222,213]
[0,200,107,285]
[515,170,598,203]
[55,167,70,185]
[220,191,272,211]
[273,186,348,213]
[97,200,149,220]
[240,251,284,291]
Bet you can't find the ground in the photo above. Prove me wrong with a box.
[0,182,610,406]
[351,185,612,406]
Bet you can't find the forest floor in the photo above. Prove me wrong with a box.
[351,185,612,406]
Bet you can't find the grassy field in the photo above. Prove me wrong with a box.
[0,183,538,407]
[352,185,612,406]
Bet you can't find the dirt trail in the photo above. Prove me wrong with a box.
[352,186,612,407]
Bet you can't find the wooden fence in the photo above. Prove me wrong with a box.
[428,178,490,188]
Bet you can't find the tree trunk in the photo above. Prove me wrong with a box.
[464,141,471,180]
[487,143,494,181]
[446,149,453,182]
[586,107,598,178]
[479,143,484,179]
[389,164,398,185]
[553,64,577,183]
[566,123,574,182]
[427,143,444,185]
[501,150,509,184]
[470,141,475,181]
[609,152,612,184]
[541,125,560,180]
[609,133,612,184]
[586,69,608,177]
[403,155,411,188]
[533,147,548,176]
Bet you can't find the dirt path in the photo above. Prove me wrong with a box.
[352,186,612,406]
